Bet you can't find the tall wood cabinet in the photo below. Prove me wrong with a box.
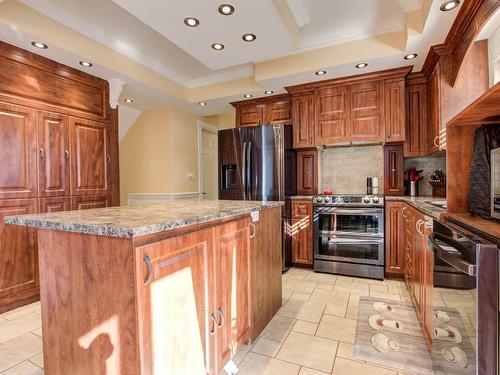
[0,41,119,312]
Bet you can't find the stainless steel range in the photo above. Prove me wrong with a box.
[313,194,385,280]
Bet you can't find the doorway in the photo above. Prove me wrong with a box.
[197,121,219,199]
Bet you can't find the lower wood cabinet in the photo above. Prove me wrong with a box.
[71,195,110,210]
[291,200,313,266]
[137,217,251,374]
[385,201,404,277]
[0,199,39,313]
[39,197,71,213]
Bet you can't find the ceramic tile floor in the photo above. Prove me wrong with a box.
[0,267,476,375]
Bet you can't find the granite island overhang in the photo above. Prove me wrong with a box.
[4,199,284,375]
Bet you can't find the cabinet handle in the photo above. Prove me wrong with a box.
[416,219,423,235]
[249,223,256,238]
[107,154,111,164]
[401,206,407,219]
[433,135,439,147]
[209,314,217,336]
[39,148,44,160]
[305,170,310,175]
[143,255,153,285]
[64,150,69,161]
[216,307,225,328]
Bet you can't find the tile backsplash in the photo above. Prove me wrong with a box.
[404,155,446,196]
[321,145,384,194]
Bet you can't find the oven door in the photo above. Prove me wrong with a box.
[314,234,384,265]
[315,207,384,237]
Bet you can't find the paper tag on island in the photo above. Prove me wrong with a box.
[251,211,260,222]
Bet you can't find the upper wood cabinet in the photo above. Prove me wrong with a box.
[349,81,384,142]
[0,102,38,199]
[0,198,39,313]
[427,62,442,154]
[296,149,318,195]
[287,67,411,147]
[383,144,404,196]
[70,117,111,196]
[384,79,405,142]
[404,77,428,157]
[315,86,348,144]
[37,111,70,197]
[232,94,292,127]
[292,92,315,148]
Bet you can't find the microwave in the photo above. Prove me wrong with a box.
[492,148,500,219]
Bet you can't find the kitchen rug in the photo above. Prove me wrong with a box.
[353,296,476,375]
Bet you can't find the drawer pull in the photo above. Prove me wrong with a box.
[209,314,217,336]
[143,255,153,285]
[216,307,225,328]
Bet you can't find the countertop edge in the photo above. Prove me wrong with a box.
[4,202,284,239]
[384,196,446,220]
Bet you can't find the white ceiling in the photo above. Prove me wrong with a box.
[1,0,467,114]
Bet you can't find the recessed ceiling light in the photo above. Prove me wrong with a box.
[124,98,134,103]
[199,102,207,106]
[31,41,47,49]
[265,90,274,95]
[244,94,253,98]
[315,70,327,75]
[218,4,234,15]
[440,0,460,11]
[404,53,418,60]
[79,61,93,68]
[211,43,225,51]
[184,17,200,27]
[242,33,256,42]
[356,62,368,69]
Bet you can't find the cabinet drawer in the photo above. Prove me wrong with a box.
[292,200,312,218]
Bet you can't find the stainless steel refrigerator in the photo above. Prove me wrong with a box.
[218,124,296,271]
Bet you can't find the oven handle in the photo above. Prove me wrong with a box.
[315,208,383,215]
[428,232,477,277]
[327,237,383,244]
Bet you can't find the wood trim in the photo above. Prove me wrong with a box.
[230,93,291,108]
[285,66,412,94]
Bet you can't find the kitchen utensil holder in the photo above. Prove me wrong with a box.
[429,180,446,197]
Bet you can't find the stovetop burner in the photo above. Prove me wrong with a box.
[313,194,384,207]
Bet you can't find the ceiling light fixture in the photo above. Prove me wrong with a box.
[242,33,256,42]
[79,61,93,67]
[184,17,200,27]
[244,94,253,98]
[198,102,207,106]
[440,0,460,11]
[124,98,134,103]
[315,70,327,75]
[218,4,234,15]
[31,41,47,49]
[265,90,274,95]
[211,43,225,50]
[356,62,368,69]
[404,53,418,60]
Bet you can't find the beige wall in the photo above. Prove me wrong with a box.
[202,112,236,129]
[119,106,232,205]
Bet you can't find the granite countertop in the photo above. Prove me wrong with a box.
[385,196,446,219]
[4,200,284,238]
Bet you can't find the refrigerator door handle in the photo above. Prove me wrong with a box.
[247,141,252,200]
[242,142,247,200]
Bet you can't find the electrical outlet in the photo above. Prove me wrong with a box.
[186,171,195,180]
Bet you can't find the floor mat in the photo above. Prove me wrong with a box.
[353,296,476,375]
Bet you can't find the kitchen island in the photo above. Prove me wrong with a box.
[4,200,283,375]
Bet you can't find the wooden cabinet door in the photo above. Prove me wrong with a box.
[349,82,384,141]
[385,201,404,277]
[236,105,265,127]
[315,86,349,144]
[292,93,315,148]
[71,195,110,210]
[428,64,442,153]
[39,197,71,213]
[136,228,214,375]
[37,111,70,197]
[70,117,110,196]
[384,79,405,142]
[404,83,428,157]
[0,198,39,313]
[0,103,37,199]
[291,218,313,266]
[213,218,251,368]
[383,144,404,196]
[412,211,424,314]
[403,205,414,292]
[296,149,318,195]
[267,100,292,124]
[421,218,434,347]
